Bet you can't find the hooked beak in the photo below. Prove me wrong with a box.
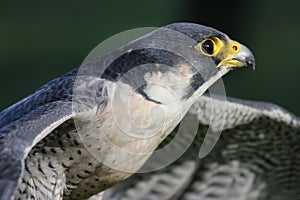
[217,40,255,69]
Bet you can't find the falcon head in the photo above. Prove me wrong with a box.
[101,23,255,107]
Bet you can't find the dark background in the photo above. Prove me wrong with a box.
[1,0,300,115]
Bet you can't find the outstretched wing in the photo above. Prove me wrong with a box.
[102,95,300,200]
[0,68,107,200]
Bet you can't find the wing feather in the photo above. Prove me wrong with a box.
[0,67,107,200]
[103,95,300,200]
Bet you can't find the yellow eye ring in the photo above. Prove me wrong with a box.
[197,37,225,57]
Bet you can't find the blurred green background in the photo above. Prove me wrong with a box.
[1,0,300,115]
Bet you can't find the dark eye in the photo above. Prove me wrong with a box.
[201,39,214,55]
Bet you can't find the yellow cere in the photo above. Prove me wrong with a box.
[227,40,241,55]
[217,40,244,68]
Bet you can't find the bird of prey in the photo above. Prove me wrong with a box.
[103,95,300,200]
[0,23,254,200]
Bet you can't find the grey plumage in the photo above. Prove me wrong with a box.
[0,23,255,200]
[102,95,300,200]
[0,69,78,199]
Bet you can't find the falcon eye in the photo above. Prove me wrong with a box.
[201,39,214,55]
[197,37,225,57]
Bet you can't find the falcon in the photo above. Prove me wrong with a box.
[0,23,254,200]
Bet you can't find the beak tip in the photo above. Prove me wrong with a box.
[245,58,255,68]
[237,44,255,69]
